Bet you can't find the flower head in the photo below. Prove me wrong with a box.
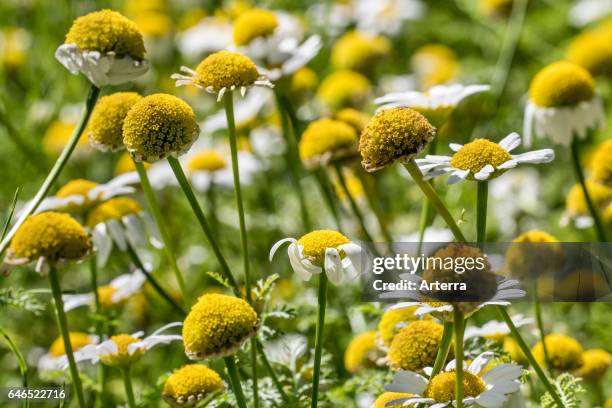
[291,67,318,97]
[182,294,258,360]
[88,92,142,151]
[359,106,436,172]
[344,331,380,373]
[317,69,371,112]
[529,61,595,108]
[377,306,422,347]
[299,118,358,169]
[590,140,612,186]
[574,348,611,382]
[123,93,199,162]
[162,364,224,407]
[86,197,141,228]
[330,31,391,71]
[187,150,226,173]
[411,44,459,90]
[387,320,445,371]
[564,180,612,228]
[38,332,98,374]
[233,9,278,46]
[532,334,584,371]
[567,30,612,77]
[464,314,533,342]
[417,133,554,183]
[56,9,148,86]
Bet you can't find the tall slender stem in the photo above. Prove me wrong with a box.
[570,139,608,242]
[453,308,465,408]
[496,306,564,407]
[533,286,551,372]
[403,161,467,242]
[0,326,29,408]
[48,264,86,408]
[167,156,241,296]
[134,160,189,303]
[430,321,453,379]
[333,163,376,243]
[0,85,100,256]
[417,140,438,255]
[224,356,248,408]
[311,274,328,408]
[121,367,136,408]
[125,243,186,316]
[476,181,488,243]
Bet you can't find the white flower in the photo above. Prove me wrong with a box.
[416,133,554,184]
[464,314,533,340]
[38,334,99,375]
[386,352,523,407]
[62,269,146,312]
[354,0,426,36]
[177,17,233,60]
[55,43,148,87]
[569,0,612,26]
[257,34,323,81]
[376,84,490,111]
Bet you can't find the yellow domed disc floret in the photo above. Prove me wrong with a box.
[331,31,391,71]
[297,230,350,266]
[233,9,278,46]
[65,9,145,59]
[9,212,91,264]
[373,392,417,408]
[344,331,378,373]
[182,294,258,360]
[299,118,358,168]
[88,92,142,151]
[194,51,260,93]
[449,139,512,178]
[162,364,224,407]
[56,179,98,199]
[291,67,318,96]
[412,44,460,89]
[377,306,422,347]
[49,332,93,357]
[99,334,144,367]
[529,61,595,108]
[359,107,436,172]
[532,333,584,371]
[387,320,444,371]
[317,69,371,112]
[187,150,226,173]
[574,348,611,382]
[566,181,612,216]
[86,197,142,228]
[425,371,486,402]
[567,30,612,77]
[123,93,199,162]
[503,337,528,366]
[590,140,612,186]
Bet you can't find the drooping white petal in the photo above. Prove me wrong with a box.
[288,243,317,281]
[386,370,428,394]
[498,132,522,152]
[269,237,297,261]
[62,293,95,311]
[92,224,113,268]
[324,247,344,284]
[474,164,495,180]
[468,352,494,374]
[447,169,470,184]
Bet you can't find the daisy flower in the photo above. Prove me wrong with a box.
[562,180,612,228]
[589,139,612,186]
[531,333,584,372]
[567,27,612,77]
[375,84,491,127]
[386,352,523,407]
[162,364,225,408]
[298,118,359,169]
[317,69,371,112]
[62,269,146,312]
[172,51,273,102]
[42,118,90,158]
[269,229,364,285]
[411,44,460,90]
[377,305,424,348]
[177,16,233,60]
[524,61,604,146]
[66,323,182,368]
[387,320,445,371]
[344,331,381,373]
[186,149,264,192]
[55,9,148,87]
[416,133,554,184]
[330,31,391,72]
[574,349,612,382]
[87,91,142,152]
[464,314,533,341]
[38,332,98,375]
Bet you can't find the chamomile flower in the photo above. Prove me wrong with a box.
[186,149,263,192]
[377,305,422,347]
[386,352,523,407]
[38,332,98,375]
[55,9,148,87]
[375,84,491,127]
[567,29,612,77]
[67,323,182,368]
[269,230,363,285]
[0,27,31,69]
[87,92,142,152]
[317,69,372,112]
[574,348,611,381]
[411,44,460,90]
[359,106,436,172]
[299,118,359,169]
[563,180,612,228]
[62,269,146,312]
[334,108,370,133]
[182,294,259,360]
[344,331,381,373]
[177,16,233,60]
[330,31,391,72]
[590,140,612,186]
[532,334,584,371]
[4,212,91,274]
[86,197,161,267]
[162,364,224,408]
[387,320,445,371]
[416,133,554,184]
[464,314,533,342]
[524,61,604,146]
[172,51,274,102]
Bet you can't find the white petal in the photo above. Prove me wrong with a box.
[288,243,317,281]
[62,293,94,312]
[324,248,344,285]
[449,143,463,152]
[511,149,555,164]
[498,132,521,152]
[468,352,494,374]
[447,169,470,184]
[269,237,296,261]
[338,243,362,272]
[107,219,127,250]
[386,371,428,394]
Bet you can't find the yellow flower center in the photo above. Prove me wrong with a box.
[450,139,512,174]
[232,8,278,46]
[412,44,459,90]
[532,333,584,371]
[512,229,559,243]
[344,331,378,373]
[373,392,417,408]
[567,30,612,77]
[331,31,391,71]
[317,69,371,111]
[65,9,145,59]
[100,334,143,367]
[377,306,422,346]
[425,371,486,402]
[55,179,98,199]
[590,140,612,186]
[182,294,258,359]
[388,320,445,371]
[187,150,227,173]
[163,364,224,403]
[297,230,351,265]
[194,51,260,92]
[97,285,122,309]
[42,120,88,157]
[88,92,142,151]
[298,118,358,164]
[86,197,142,228]
[359,107,436,171]
[575,348,612,382]
[291,67,318,95]
[123,93,199,162]
[10,212,91,263]
[334,108,370,133]
[566,181,612,215]
[503,337,528,367]
[49,332,92,357]
[529,61,595,108]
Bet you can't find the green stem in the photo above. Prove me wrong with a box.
[570,139,608,242]
[0,85,100,256]
[121,367,136,408]
[417,140,438,255]
[403,161,467,242]
[167,156,241,296]
[256,340,291,403]
[430,321,454,378]
[311,274,328,408]
[206,183,219,234]
[0,326,29,408]
[48,264,86,408]
[134,160,189,304]
[533,286,551,372]
[496,306,564,407]
[453,308,465,408]
[333,163,376,243]
[476,181,488,243]
[315,169,343,230]
[125,243,186,316]
[354,169,394,249]
[224,356,248,408]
